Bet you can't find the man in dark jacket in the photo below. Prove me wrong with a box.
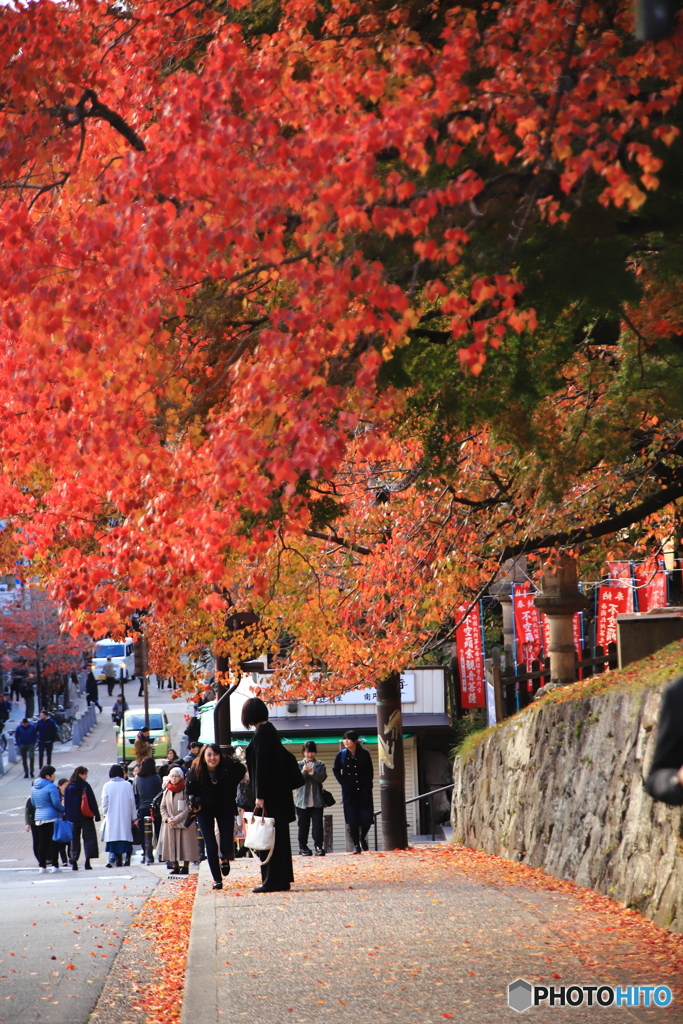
[111,695,128,726]
[15,718,38,778]
[333,730,374,854]
[36,710,60,769]
[85,671,102,712]
[645,674,683,804]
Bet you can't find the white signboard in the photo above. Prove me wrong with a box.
[302,672,415,706]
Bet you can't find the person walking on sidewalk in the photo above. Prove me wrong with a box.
[157,767,199,875]
[85,671,102,712]
[101,764,136,867]
[64,766,100,870]
[295,741,327,857]
[54,779,71,867]
[243,697,296,894]
[30,766,64,873]
[0,692,11,731]
[36,710,60,769]
[102,658,116,696]
[111,694,128,726]
[24,794,40,864]
[134,757,162,864]
[186,743,245,890]
[15,717,38,778]
[333,730,374,854]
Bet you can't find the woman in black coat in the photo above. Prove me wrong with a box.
[186,743,246,890]
[134,757,162,864]
[243,697,296,894]
[333,730,374,854]
[64,766,100,869]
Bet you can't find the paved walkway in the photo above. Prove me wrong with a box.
[183,847,683,1024]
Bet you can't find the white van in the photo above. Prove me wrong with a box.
[92,638,136,681]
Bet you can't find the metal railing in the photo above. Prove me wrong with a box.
[372,783,454,850]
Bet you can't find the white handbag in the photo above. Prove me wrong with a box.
[244,810,276,864]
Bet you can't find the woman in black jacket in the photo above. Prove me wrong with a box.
[134,757,162,864]
[186,743,245,890]
[64,766,100,870]
[243,697,296,894]
[333,731,374,854]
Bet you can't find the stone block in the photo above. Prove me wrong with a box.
[618,612,683,669]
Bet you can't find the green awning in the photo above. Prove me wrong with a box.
[231,733,414,746]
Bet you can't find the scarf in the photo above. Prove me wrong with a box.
[166,776,185,793]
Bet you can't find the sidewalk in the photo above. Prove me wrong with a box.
[182,846,683,1024]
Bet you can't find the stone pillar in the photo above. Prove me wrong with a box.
[534,555,587,686]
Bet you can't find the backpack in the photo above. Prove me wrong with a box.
[150,790,163,829]
[283,747,306,790]
[236,776,254,811]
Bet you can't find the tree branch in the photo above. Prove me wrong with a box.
[500,474,683,560]
[304,530,372,556]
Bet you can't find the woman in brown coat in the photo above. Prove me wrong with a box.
[156,767,199,875]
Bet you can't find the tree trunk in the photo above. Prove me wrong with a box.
[376,671,408,850]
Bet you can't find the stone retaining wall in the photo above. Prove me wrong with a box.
[451,681,683,932]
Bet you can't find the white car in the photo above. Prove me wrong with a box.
[92,638,136,680]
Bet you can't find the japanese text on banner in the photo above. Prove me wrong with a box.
[596,585,632,649]
[455,602,485,708]
[512,584,543,669]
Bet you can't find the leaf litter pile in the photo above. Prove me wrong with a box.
[91,875,196,1024]
[94,846,682,1024]
[212,845,683,1022]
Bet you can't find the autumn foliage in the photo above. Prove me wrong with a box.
[1,0,683,692]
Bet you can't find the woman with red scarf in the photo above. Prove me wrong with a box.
[156,767,198,875]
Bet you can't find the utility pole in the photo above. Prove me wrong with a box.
[214,610,260,754]
[376,671,408,850]
[133,634,150,730]
[214,655,232,755]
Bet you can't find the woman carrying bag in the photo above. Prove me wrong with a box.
[134,757,162,865]
[101,763,136,867]
[156,767,199,875]
[64,766,100,870]
[243,697,297,894]
[186,743,245,890]
[30,765,65,873]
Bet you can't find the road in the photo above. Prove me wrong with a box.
[0,679,195,1024]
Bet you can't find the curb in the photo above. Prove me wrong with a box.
[182,861,218,1024]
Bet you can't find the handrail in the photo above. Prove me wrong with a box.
[371,783,454,849]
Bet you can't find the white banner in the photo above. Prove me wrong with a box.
[302,672,415,706]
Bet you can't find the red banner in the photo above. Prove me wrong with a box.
[513,585,543,668]
[634,563,668,613]
[455,603,486,708]
[596,585,632,648]
[607,561,635,612]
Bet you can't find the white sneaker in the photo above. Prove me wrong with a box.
[38,867,47,874]
[50,866,61,873]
